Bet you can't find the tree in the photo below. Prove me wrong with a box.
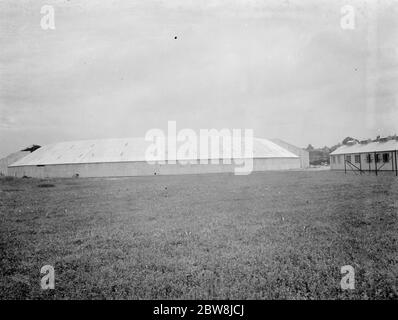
[342,137,358,145]
[306,144,314,151]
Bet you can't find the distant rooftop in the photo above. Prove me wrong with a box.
[331,137,398,155]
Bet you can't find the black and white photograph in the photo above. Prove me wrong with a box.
[0,0,397,309]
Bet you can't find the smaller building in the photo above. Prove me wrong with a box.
[330,138,398,174]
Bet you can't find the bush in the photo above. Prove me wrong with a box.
[37,183,55,188]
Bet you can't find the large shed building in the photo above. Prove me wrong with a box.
[7,137,305,178]
[330,138,398,175]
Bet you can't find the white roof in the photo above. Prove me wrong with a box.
[9,137,298,167]
[330,139,398,155]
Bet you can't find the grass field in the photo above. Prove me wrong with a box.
[1,170,397,299]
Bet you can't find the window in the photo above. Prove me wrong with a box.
[337,155,341,164]
[355,155,361,163]
[375,154,381,163]
[346,155,351,163]
[331,156,335,164]
[366,154,372,163]
[383,153,390,163]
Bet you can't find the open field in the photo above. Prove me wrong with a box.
[1,170,397,299]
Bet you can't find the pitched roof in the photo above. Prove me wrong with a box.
[330,139,398,155]
[10,137,298,167]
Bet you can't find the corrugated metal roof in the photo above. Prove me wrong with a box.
[253,138,298,158]
[9,137,298,167]
[330,139,398,155]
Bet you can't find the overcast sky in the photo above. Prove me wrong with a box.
[0,0,397,158]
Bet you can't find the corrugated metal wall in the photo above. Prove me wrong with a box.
[270,139,309,168]
[330,152,397,172]
[8,158,301,178]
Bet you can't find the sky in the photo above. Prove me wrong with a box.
[0,0,397,158]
